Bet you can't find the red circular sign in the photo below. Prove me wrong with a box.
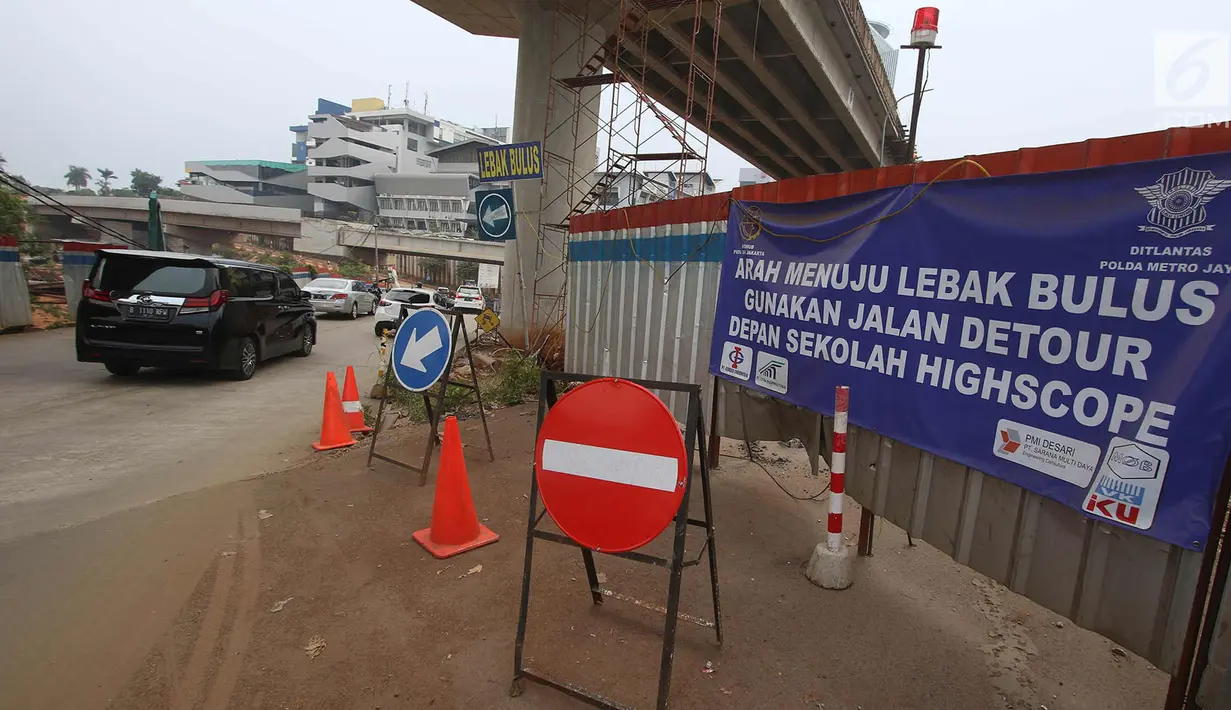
[535,378,688,553]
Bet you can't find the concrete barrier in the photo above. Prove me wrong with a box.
[62,241,120,315]
[291,269,313,287]
[0,236,33,329]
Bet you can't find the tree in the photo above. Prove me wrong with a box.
[457,261,479,283]
[130,169,163,197]
[96,168,116,195]
[420,256,446,283]
[64,165,90,190]
[0,183,28,236]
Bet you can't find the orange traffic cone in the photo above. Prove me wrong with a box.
[412,416,499,558]
[312,372,357,451]
[341,365,373,433]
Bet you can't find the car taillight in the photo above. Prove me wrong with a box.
[331,293,348,300]
[181,289,229,314]
[82,280,112,303]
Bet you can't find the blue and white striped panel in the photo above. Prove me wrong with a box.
[62,252,98,267]
[0,246,19,263]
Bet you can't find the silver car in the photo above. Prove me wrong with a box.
[302,278,377,319]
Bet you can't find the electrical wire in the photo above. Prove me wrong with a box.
[0,171,145,249]
[731,381,830,501]
[0,171,141,247]
[719,451,831,502]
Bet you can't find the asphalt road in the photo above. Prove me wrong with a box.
[0,315,385,543]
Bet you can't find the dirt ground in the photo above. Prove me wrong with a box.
[0,404,1169,710]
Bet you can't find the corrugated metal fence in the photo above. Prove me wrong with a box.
[566,217,725,423]
[567,126,1231,688]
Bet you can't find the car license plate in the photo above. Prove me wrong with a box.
[124,304,173,321]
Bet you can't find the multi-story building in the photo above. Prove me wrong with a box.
[374,174,473,236]
[290,98,348,165]
[868,21,900,88]
[666,171,717,198]
[301,98,506,221]
[179,160,313,212]
[738,167,773,186]
[588,169,670,210]
[183,97,509,239]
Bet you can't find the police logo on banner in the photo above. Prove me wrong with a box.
[1135,168,1231,239]
[739,205,762,241]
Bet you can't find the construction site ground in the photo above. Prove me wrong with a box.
[0,401,1169,710]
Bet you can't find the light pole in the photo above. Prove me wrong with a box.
[902,7,941,162]
[880,88,933,164]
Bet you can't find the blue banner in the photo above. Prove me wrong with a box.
[709,154,1231,548]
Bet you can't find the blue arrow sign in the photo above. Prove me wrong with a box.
[390,309,452,392]
[476,189,516,241]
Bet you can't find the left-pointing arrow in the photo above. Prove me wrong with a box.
[399,326,443,372]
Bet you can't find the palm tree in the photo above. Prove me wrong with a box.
[64,165,90,190]
[96,168,116,195]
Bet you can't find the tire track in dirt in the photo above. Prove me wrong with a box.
[199,512,262,709]
[169,530,239,710]
[971,577,1039,709]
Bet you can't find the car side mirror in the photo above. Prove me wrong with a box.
[299,291,312,301]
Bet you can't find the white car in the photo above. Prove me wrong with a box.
[374,287,437,336]
[303,278,377,319]
[453,285,485,312]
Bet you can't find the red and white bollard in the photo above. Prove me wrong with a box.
[805,385,854,590]
[827,386,849,553]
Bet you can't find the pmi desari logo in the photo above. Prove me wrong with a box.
[998,427,1021,454]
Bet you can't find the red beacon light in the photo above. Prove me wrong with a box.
[910,7,939,48]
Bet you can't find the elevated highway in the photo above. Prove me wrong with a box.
[403,0,905,342]
[29,196,303,252]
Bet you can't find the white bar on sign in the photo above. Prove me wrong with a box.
[541,440,679,492]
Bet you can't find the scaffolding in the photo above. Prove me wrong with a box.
[524,0,722,353]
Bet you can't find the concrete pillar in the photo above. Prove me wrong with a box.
[95,220,135,246]
[501,0,607,347]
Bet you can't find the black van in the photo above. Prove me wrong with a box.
[75,249,316,380]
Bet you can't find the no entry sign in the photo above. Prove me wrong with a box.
[534,379,688,553]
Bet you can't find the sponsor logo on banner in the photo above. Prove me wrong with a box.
[992,419,1101,488]
[1135,168,1231,238]
[719,341,752,381]
[754,351,789,394]
[1083,438,1170,530]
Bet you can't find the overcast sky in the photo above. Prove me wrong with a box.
[1,0,1228,190]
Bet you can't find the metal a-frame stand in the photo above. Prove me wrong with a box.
[511,372,723,710]
[367,310,495,486]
